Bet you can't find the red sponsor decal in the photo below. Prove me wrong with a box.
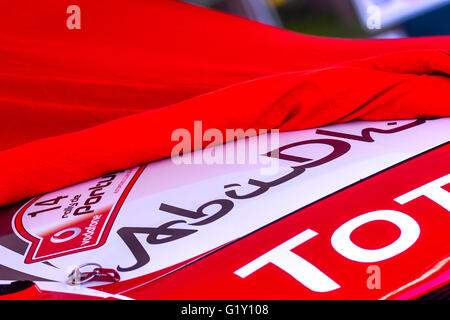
[14,166,145,263]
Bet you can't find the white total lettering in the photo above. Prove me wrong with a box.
[331,210,420,263]
[234,229,340,293]
[394,174,450,211]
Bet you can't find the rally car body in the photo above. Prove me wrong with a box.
[0,118,449,299]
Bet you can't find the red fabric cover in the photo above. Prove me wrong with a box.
[0,0,449,206]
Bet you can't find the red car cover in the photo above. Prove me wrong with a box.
[0,0,449,206]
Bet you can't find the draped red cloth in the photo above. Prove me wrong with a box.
[0,0,449,206]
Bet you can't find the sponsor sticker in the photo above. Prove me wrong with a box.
[13,166,145,263]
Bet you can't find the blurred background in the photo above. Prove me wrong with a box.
[183,0,450,38]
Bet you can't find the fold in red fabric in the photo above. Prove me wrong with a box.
[0,0,449,206]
